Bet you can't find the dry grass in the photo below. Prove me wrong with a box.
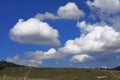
[0,76,48,80]
[0,67,120,80]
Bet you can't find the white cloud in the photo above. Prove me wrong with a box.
[87,0,120,30]
[87,0,120,14]
[26,48,62,60]
[9,19,120,65]
[35,12,60,20]
[57,2,85,20]
[105,16,120,31]
[8,1,120,66]
[35,2,85,20]
[6,48,65,67]
[6,55,42,67]
[10,18,60,46]
[60,21,120,54]
[71,54,94,63]
[76,21,94,34]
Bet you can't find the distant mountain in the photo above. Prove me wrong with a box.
[112,66,120,70]
[0,60,24,68]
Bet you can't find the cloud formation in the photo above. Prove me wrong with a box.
[23,20,120,64]
[26,48,62,60]
[35,2,85,20]
[87,0,120,30]
[6,55,42,67]
[10,18,60,46]
[7,1,120,66]
[35,12,60,20]
[60,21,120,54]
[87,0,120,14]
[6,48,62,67]
[71,54,94,63]
[57,2,85,20]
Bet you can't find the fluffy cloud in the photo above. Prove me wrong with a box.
[10,18,60,46]
[35,2,85,20]
[87,0,120,14]
[8,20,120,65]
[57,2,85,20]
[104,15,120,31]
[6,55,42,67]
[8,1,120,66]
[87,0,120,30]
[71,54,94,63]
[6,48,65,67]
[26,48,62,60]
[60,21,120,54]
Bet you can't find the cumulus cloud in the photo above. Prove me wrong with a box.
[57,2,85,20]
[6,55,42,67]
[71,54,94,63]
[105,16,120,31]
[26,48,62,60]
[6,48,66,67]
[7,1,120,66]
[87,0,120,14]
[87,0,120,30]
[60,21,120,54]
[35,2,85,20]
[10,18,60,46]
[8,20,120,65]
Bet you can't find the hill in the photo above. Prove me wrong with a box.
[0,61,120,80]
[0,67,120,80]
[0,61,24,70]
[112,66,120,70]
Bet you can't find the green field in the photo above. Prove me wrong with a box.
[0,67,120,80]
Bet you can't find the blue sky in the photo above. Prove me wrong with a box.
[0,0,120,68]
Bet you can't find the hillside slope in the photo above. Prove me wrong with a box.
[0,67,120,80]
[0,61,24,67]
[112,66,120,70]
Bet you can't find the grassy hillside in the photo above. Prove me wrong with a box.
[0,61,24,68]
[0,67,120,80]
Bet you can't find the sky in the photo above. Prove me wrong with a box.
[0,0,120,68]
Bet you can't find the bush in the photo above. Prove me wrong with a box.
[0,61,7,70]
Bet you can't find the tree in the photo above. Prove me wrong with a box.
[0,61,7,70]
